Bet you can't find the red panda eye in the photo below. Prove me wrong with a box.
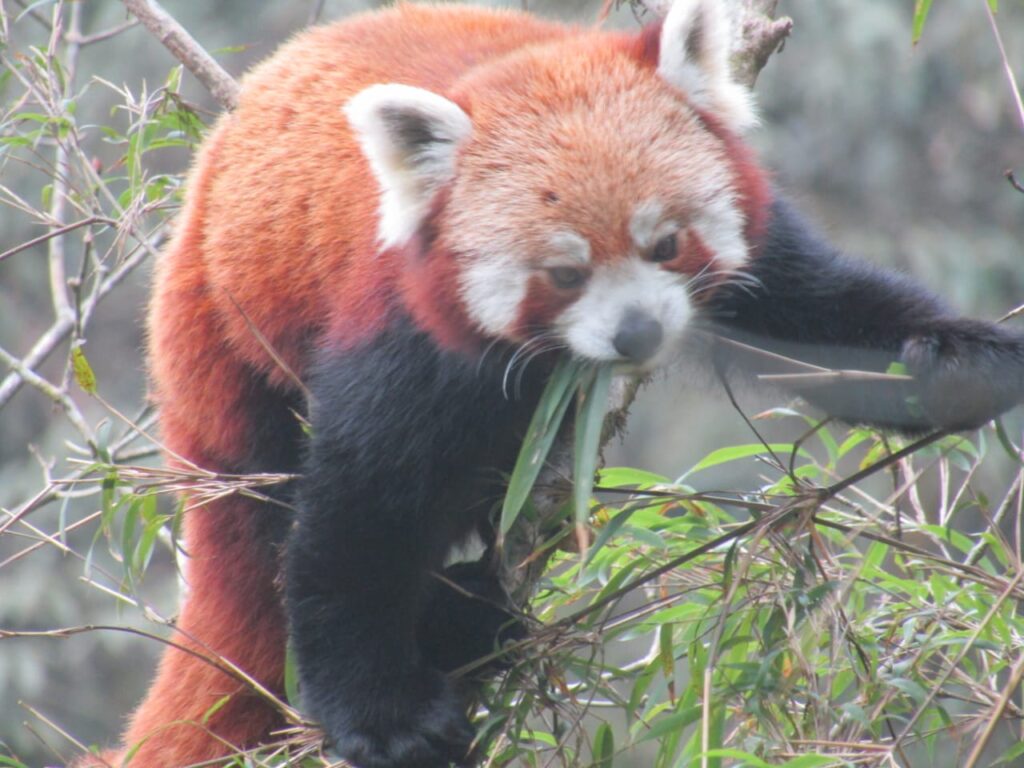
[547,266,588,290]
[650,233,678,263]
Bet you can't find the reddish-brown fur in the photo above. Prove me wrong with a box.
[86,6,766,765]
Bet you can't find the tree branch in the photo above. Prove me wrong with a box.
[120,0,239,111]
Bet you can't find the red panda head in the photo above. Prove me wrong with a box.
[346,0,768,369]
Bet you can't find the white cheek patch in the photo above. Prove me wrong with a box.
[555,260,693,366]
[693,193,748,269]
[458,257,530,337]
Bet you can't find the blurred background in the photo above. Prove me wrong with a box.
[1,0,1021,764]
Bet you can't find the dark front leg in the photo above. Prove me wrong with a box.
[419,560,526,676]
[285,324,540,768]
[287,493,474,768]
[707,195,1024,431]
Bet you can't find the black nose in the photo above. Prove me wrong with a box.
[613,308,663,363]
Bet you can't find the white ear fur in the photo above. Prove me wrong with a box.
[657,0,757,131]
[345,83,472,249]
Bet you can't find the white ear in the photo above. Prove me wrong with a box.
[657,0,757,131]
[345,84,472,249]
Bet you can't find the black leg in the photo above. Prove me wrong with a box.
[706,195,1024,432]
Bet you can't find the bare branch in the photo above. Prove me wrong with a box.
[0,216,118,264]
[1007,169,1024,195]
[0,316,74,409]
[982,0,1024,134]
[67,19,140,47]
[121,0,239,110]
[0,229,157,410]
[0,343,97,450]
[731,0,793,89]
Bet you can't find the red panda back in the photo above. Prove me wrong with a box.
[197,5,570,387]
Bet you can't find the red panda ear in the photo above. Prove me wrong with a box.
[656,0,757,131]
[345,84,472,250]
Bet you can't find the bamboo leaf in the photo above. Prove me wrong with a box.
[912,0,934,44]
[500,357,582,536]
[71,345,97,394]
[573,364,613,554]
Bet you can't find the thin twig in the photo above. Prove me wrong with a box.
[0,216,118,263]
[1006,169,1024,195]
[0,344,97,450]
[982,0,1024,133]
[67,19,139,46]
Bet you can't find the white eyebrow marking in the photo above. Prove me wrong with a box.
[543,231,591,266]
[630,200,664,250]
[631,199,680,252]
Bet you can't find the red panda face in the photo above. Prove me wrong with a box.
[443,60,752,369]
[346,0,766,369]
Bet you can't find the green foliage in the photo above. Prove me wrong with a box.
[501,359,617,549]
[472,418,1024,767]
[912,0,935,44]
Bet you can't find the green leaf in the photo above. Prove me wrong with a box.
[200,694,232,725]
[213,44,250,55]
[586,505,641,566]
[500,357,582,536]
[592,722,615,768]
[912,0,934,44]
[994,418,1023,464]
[885,361,909,376]
[284,641,300,705]
[120,495,139,587]
[994,739,1024,766]
[635,704,702,743]
[122,738,150,766]
[71,345,97,394]
[626,662,659,724]
[887,676,929,703]
[573,364,614,552]
[836,429,872,459]
[597,466,670,487]
[658,623,675,681]
[679,443,802,479]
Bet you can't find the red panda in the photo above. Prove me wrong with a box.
[84,2,1024,767]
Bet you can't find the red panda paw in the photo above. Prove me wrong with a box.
[901,321,1024,431]
[325,669,476,768]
